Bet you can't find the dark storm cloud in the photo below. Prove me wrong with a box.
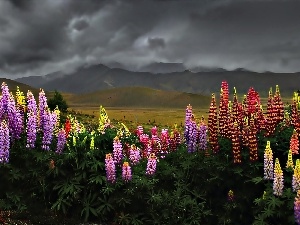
[0,0,299,78]
[148,38,166,49]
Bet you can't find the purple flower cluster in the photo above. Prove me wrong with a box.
[113,136,123,164]
[187,117,197,153]
[26,91,38,149]
[38,89,48,130]
[0,82,10,120]
[122,162,132,182]
[56,128,66,154]
[295,190,300,225]
[198,123,207,151]
[7,93,23,139]
[129,144,141,165]
[0,121,10,163]
[42,110,57,150]
[105,153,116,183]
[146,153,157,175]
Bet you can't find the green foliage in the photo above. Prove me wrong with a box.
[48,90,68,112]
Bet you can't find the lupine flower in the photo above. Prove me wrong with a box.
[7,93,23,139]
[187,116,197,153]
[129,144,141,165]
[151,126,161,155]
[290,130,299,155]
[227,190,234,202]
[0,120,10,163]
[160,128,169,157]
[264,141,274,180]
[113,136,123,164]
[90,132,95,150]
[273,158,284,196]
[42,110,57,150]
[208,93,219,153]
[64,118,71,138]
[105,153,116,183]
[286,149,294,169]
[198,118,207,151]
[38,88,48,130]
[184,104,192,142]
[56,128,66,154]
[146,153,157,175]
[293,159,300,192]
[122,162,132,182]
[0,82,10,120]
[26,111,37,149]
[295,190,300,225]
[136,125,143,136]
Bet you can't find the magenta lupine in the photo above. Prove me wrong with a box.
[129,144,141,165]
[122,162,132,182]
[38,88,48,129]
[113,136,123,164]
[160,128,169,157]
[146,153,157,176]
[136,125,143,137]
[42,110,57,150]
[198,121,207,151]
[0,120,10,163]
[151,126,161,155]
[140,133,149,157]
[56,128,66,154]
[295,190,300,225]
[105,153,116,183]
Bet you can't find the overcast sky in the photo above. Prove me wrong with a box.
[0,0,300,78]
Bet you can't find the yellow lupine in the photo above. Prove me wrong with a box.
[286,149,294,169]
[273,158,284,196]
[293,159,300,192]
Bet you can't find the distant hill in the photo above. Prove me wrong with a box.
[69,86,211,109]
[137,62,186,73]
[14,63,300,97]
[0,78,41,97]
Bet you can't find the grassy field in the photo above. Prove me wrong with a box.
[68,106,210,130]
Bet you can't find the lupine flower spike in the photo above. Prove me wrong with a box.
[273,158,284,196]
[146,153,157,175]
[122,162,132,182]
[264,141,273,180]
[295,190,300,225]
[286,149,294,169]
[105,153,116,183]
[293,159,300,192]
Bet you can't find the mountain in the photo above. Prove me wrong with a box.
[14,63,300,97]
[137,62,186,73]
[69,86,211,109]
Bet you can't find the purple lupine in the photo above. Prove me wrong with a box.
[56,128,66,154]
[150,126,161,155]
[7,93,23,139]
[129,144,141,165]
[0,82,10,120]
[0,120,10,163]
[26,91,38,149]
[146,153,157,175]
[26,111,37,149]
[160,128,169,158]
[113,136,123,164]
[187,116,197,153]
[38,88,48,130]
[105,153,116,183]
[122,162,132,182]
[42,110,57,150]
[27,91,38,117]
[198,122,207,151]
[295,190,300,225]
[184,104,193,143]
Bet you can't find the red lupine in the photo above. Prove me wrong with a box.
[208,93,219,153]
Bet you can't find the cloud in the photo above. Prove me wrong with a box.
[0,0,300,78]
